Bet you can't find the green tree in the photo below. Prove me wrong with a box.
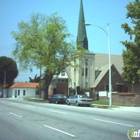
[0,56,18,87]
[121,0,140,83]
[11,13,85,99]
[29,74,42,82]
[29,74,43,97]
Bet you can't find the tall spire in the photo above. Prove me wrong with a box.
[76,0,88,50]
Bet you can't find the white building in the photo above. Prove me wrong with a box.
[10,82,44,98]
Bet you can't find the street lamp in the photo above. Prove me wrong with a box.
[85,22,112,107]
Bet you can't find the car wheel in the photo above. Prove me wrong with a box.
[76,101,79,106]
[67,101,70,105]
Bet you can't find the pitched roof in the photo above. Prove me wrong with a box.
[91,64,109,88]
[10,82,39,88]
[95,53,123,74]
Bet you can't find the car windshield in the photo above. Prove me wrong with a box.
[79,95,88,98]
[58,95,66,98]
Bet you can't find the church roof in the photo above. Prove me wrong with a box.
[95,53,123,74]
[91,64,109,88]
[76,0,88,50]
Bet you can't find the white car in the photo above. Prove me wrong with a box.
[66,94,93,106]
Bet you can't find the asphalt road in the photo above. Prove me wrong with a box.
[0,98,139,140]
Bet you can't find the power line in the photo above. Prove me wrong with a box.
[87,18,127,38]
[109,18,126,25]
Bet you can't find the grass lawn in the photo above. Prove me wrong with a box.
[93,100,134,107]
[93,100,109,105]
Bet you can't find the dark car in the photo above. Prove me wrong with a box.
[48,94,67,104]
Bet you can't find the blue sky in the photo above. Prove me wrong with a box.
[0,0,133,82]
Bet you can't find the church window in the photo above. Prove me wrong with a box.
[85,59,88,66]
[85,68,88,77]
[74,82,76,89]
[112,71,116,77]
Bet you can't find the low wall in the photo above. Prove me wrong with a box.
[99,96,109,101]
[112,93,140,106]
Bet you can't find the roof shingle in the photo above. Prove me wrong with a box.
[10,82,39,88]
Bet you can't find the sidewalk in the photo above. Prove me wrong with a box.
[93,104,140,113]
[112,106,140,113]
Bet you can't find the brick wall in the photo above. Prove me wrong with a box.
[96,65,125,92]
[112,94,140,106]
[99,96,109,101]
[49,83,68,97]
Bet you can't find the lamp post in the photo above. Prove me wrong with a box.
[132,81,134,93]
[85,22,112,106]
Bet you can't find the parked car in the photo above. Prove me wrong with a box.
[66,94,93,106]
[0,92,2,98]
[48,94,67,104]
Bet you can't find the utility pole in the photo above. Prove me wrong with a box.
[3,70,6,97]
[85,22,112,106]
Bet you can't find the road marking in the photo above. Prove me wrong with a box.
[49,110,67,114]
[25,105,35,108]
[94,119,133,127]
[44,125,75,137]
[9,112,22,118]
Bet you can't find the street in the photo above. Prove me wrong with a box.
[0,98,139,140]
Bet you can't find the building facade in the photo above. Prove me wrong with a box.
[67,0,126,96]
[49,0,127,97]
[68,0,95,94]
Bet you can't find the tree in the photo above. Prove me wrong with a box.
[11,13,85,99]
[0,56,18,87]
[29,74,42,82]
[121,0,140,83]
[29,74,43,97]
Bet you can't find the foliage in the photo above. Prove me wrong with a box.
[11,13,85,99]
[29,74,42,82]
[121,0,140,83]
[82,88,91,91]
[0,56,18,87]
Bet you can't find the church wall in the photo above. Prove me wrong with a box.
[79,52,95,89]
[68,52,95,93]
[95,65,126,92]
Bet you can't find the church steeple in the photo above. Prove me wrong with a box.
[76,0,88,50]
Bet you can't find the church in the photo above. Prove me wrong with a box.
[49,0,126,97]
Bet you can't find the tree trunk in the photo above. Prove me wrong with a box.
[43,74,53,100]
[39,66,42,97]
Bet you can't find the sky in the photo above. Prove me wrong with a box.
[0,0,133,82]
